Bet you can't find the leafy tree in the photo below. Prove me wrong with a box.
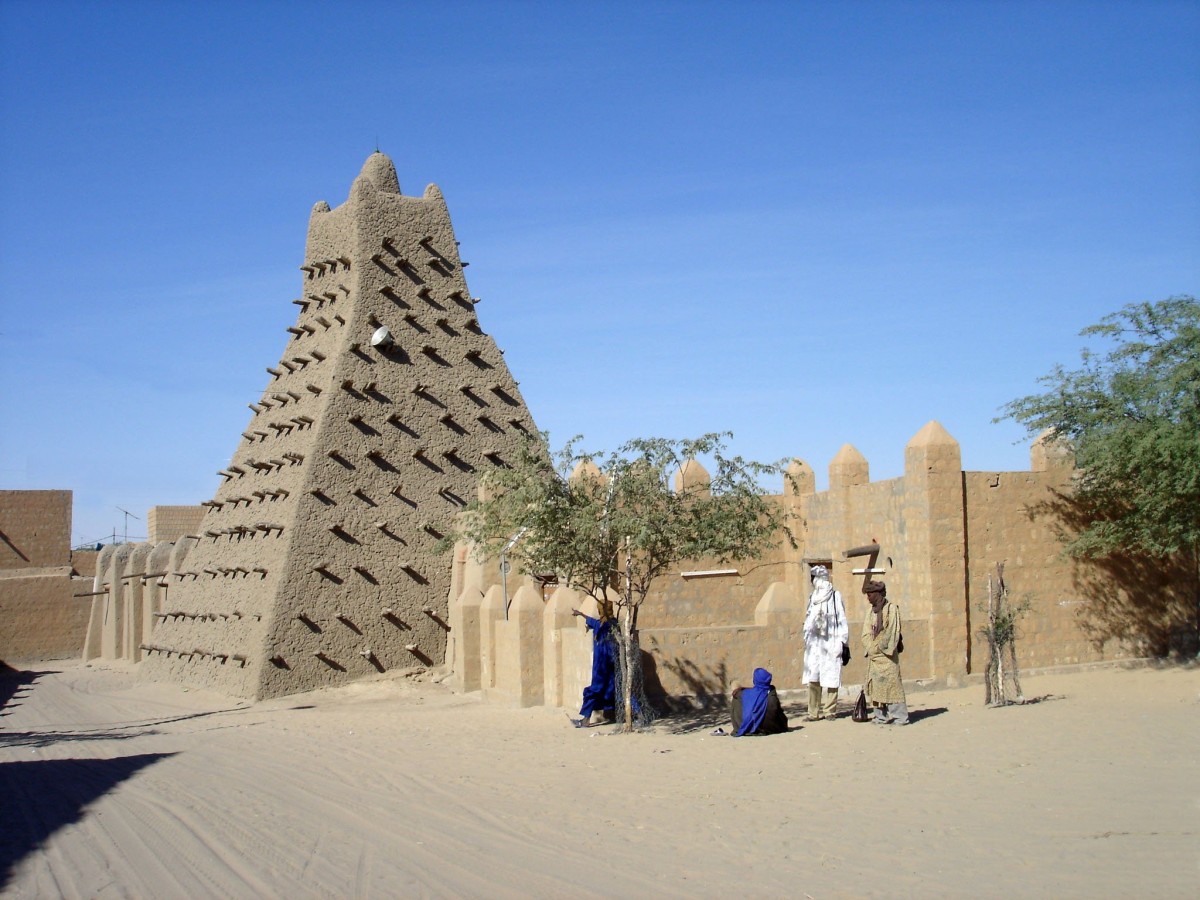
[998,296,1200,645]
[452,432,794,730]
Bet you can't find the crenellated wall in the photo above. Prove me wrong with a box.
[448,423,1190,710]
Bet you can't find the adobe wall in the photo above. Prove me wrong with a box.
[71,549,100,577]
[0,490,92,662]
[637,542,800,629]
[0,568,91,662]
[81,539,202,666]
[962,442,1196,664]
[0,490,71,570]
[800,473,910,640]
[962,463,1088,668]
[147,506,206,543]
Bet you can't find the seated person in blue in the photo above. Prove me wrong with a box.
[730,667,789,736]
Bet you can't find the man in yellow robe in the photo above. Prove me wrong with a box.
[860,580,908,725]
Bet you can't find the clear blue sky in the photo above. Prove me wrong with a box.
[2,1,1197,547]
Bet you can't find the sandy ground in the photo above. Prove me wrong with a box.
[1,662,1196,899]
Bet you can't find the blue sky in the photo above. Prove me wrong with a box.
[1,0,1197,547]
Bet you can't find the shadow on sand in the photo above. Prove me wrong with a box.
[660,699,952,733]
[0,752,177,890]
[0,665,58,717]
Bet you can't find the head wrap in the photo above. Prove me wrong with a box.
[807,566,837,637]
[864,580,888,635]
[734,667,774,736]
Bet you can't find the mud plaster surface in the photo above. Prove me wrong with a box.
[138,154,535,699]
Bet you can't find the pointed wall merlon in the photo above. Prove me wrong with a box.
[674,459,711,497]
[359,152,402,194]
[100,544,135,659]
[82,544,115,662]
[1030,428,1075,475]
[542,584,581,708]
[122,544,153,662]
[490,581,545,707]
[904,420,962,476]
[479,584,506,690]
[785,459,816,496]
[452,578,485,692]
[829,444,869,490]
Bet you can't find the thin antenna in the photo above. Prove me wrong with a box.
[375,134,380,153]
[115,506,140,544]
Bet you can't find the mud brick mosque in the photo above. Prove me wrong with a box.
[3,154,1192,705]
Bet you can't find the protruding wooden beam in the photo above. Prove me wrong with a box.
[843,543,880,558]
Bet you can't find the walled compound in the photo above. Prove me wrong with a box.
[56,153,1196,704]
[449,423,1197,709]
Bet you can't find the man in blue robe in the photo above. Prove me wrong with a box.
[571,606,617,726]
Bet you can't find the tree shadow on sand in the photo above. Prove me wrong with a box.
[0,728,165,750]
[0,707,251,752]
[0,752,177,890]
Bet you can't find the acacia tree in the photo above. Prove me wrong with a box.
[998,296,1200,644]
[452,432,794,730]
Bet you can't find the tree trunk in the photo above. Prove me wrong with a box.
[617,609,634,731]
[1193,546,1200,659]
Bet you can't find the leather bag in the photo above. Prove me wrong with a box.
[852,688,870,723]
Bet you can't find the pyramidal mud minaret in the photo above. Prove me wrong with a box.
[140,154,537,699]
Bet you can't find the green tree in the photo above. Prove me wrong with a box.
[998,296,1200,645]
[452,432,794,730]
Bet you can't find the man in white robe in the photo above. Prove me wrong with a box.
[802,565,848,720]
